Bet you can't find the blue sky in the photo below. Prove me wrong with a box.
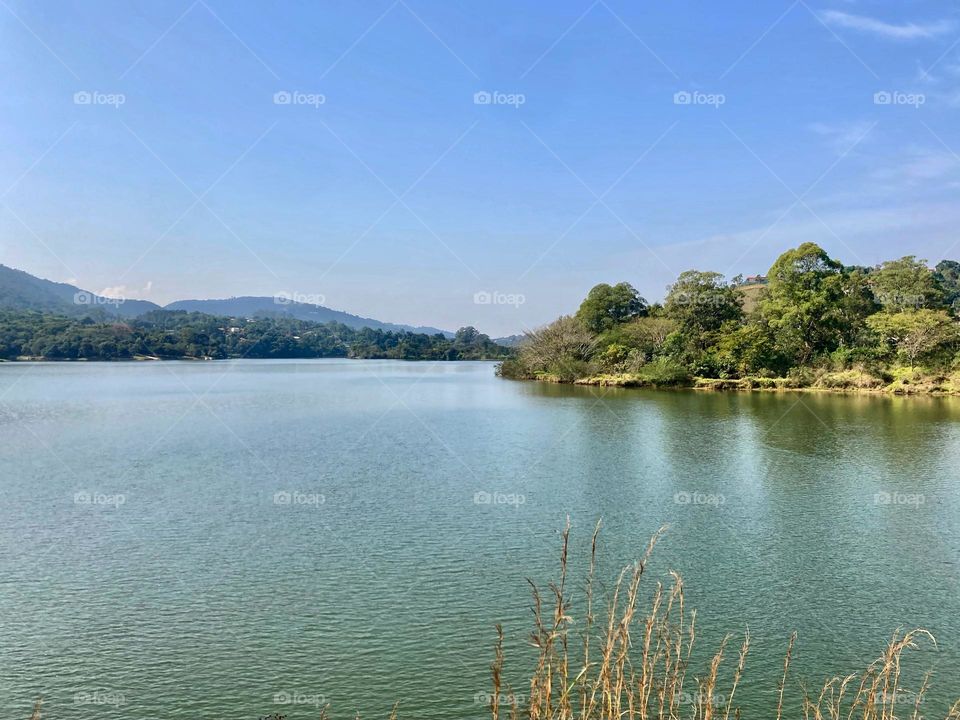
[2,0,960,335]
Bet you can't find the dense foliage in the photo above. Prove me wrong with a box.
[499,243,960,390]
[0,309,510,361]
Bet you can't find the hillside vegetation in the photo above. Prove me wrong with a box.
[0,310,508,361]
[0,265,451,335]
[499,244,960,394]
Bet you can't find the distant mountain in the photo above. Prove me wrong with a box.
[0,265,457,335]
[164,297,452,336]
[0,264,160,319]
[493,334,527,348]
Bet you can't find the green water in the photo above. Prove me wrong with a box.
[1,360,959,718]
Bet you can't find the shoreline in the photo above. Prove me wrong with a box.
[505,372,960,396]
[0,355,505,363]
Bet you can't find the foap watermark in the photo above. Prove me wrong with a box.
[74,690,125,707]
[674,90,725,108]
[73,290,125,307]
[874,90,925,108]
[74,491,126,508]
[273,90,326,108]
[273,691,327,708]
[273,490,325,507]
[474,90,525,108]
[274,290,326,306]
[73,90,125,108]
[673,291,729,307]
[474,290,525,308]
[875,291,925,309]
[874,491,924,507]
[674,490,725,507]
[674,691,727,708]
[871,690,923,706]
[474,490,526,508]
[474,691,527,707]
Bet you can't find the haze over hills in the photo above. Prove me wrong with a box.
[0,264,161,319]
[165,297,452,336]
[0,265,453,336]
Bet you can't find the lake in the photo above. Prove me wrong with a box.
[1,360,959,718]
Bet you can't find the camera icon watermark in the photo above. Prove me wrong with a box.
[673,490,725,507]
[273,90,326,108]
[673,90,725,108]
[473,290,525,308]
[73,290,125,307]
[73,90,125,108]
[273,691,326,708]
[473,490,526,508]
[674,691,727,707]
[873,90,925,108]
[874,491,924,507]
[74,491,126,508]
[673,291,726,307]
[875,291,925,309]
[474,90,526,108]
[273,490,325,507]
[74,690,125,707]
[274,290,326,306]
[475,691,527,706]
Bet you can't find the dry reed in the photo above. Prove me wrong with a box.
[484,521,957,720]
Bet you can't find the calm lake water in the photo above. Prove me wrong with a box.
[2,360,959,718]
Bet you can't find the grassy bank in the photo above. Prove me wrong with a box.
[501,363,960,395]
[497,244,960,398]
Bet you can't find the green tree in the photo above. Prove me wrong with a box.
[510,315,597,381]
[755,243,844,368]
[934,260,960,311]
[831,267,880,351]
[869,256,942,312]
[715,321,777,377]
[454,326,481,345]
[575,282,647,333]
[664,271,743,336]
[663,271,743,373]
[866,309,957,369]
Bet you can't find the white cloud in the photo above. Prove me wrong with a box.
[613,200,960,295]
[809,121,876,154]
[98,281,154,300]
[821,10,955,41]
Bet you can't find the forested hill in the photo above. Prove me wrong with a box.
[0,264,160,319]
[0,309,509,362]
[165,297,451,336]
[0,265,452,336]
[499,244,960,393]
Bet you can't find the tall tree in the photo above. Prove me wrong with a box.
[934,260,960,311]
[756,243,844,367]
[869,256,942,312]
[664,271,743,335]
[575,282,647,333]
[866,309,958,369]
[662,271,744,371]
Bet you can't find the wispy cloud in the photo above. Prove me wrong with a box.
[821,10,955,41]
[871,150,960,186]
[98,280,154,300]
[809,121,876,154]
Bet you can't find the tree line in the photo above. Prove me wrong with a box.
[499,243,960,389]
[0,309,510,361]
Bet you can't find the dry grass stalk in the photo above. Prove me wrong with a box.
[490,525,958,720]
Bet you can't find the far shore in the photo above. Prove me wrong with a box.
[508,371,960,397]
